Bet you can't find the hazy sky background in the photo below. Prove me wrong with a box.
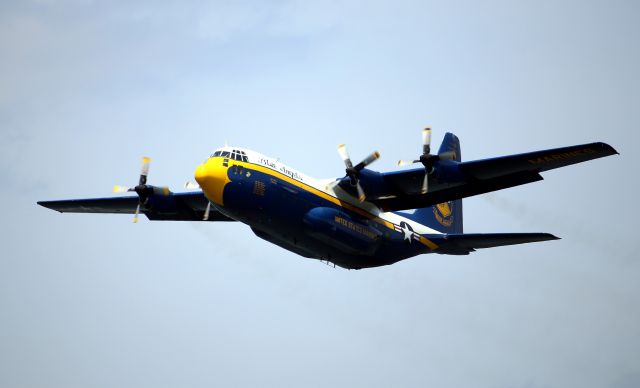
[1,1,638,387]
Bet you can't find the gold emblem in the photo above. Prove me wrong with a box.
[433,202,454,227]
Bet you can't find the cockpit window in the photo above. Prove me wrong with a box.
[212,149,247,161]
[236,150,248,162]
[225,149,247,161]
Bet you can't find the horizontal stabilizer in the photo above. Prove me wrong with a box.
[430,233,559,255]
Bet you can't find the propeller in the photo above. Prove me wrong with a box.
[203,202,211,221]
[336,144,380,202]
[113,156,170,223]
[184,181,200,189]
[397,127,456,194]
[184,181,212,221]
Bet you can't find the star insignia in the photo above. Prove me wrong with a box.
[400,223,414,243]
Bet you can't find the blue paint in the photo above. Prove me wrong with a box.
[212,163,435,269]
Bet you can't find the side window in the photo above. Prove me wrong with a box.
[221,151,230,158]
[213,151,221,157]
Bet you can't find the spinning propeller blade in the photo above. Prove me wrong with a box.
[139,156,150,185]
[337,144,353,168]
[396,160,414,167]
[112,156,171,223]
[203,202,211,221]
[336,144,380,202]
[422,127,432,155]
[184,181,200,189]
[399,127,457,194]
[112,185,131,193]
[133,203,141,223]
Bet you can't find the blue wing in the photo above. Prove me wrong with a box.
[38,192,234,221]
[371,142,617,211]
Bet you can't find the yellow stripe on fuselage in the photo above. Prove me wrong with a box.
[210,157,438,250]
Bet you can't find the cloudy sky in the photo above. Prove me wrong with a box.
[1,1,638,387]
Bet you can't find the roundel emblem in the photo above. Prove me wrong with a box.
[433,201,454,227]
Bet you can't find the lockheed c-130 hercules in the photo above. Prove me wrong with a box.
[38,128,618,269]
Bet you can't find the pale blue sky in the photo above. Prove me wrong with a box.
[1,1,638,387]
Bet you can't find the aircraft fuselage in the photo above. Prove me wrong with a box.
[194,147,440,269]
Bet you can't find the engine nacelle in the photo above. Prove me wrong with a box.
[303,207,381,255]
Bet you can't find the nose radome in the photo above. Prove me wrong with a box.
[194,159,229,206]
[194,163,209,185]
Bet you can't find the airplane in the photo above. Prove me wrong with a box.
[38,128,618,269]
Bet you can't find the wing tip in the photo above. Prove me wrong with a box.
[596,142,619,156]
[37,200,62,213]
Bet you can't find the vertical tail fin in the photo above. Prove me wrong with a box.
[438,132,461,163]
[415,197,463,234]
[401,133,463,234]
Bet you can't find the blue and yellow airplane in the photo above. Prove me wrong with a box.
[38,129,617,269]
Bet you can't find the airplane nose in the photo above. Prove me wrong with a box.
[194,164,209,183]
[194,159,229,206]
